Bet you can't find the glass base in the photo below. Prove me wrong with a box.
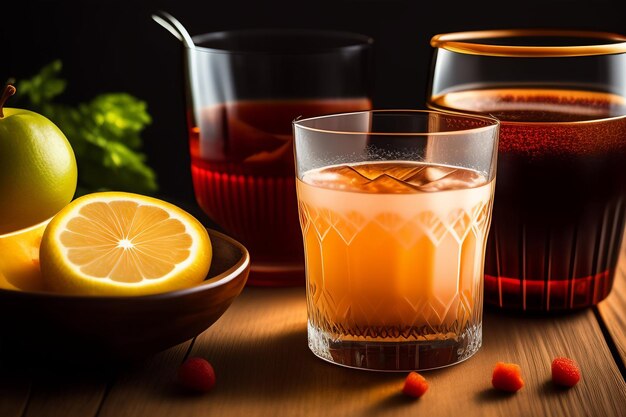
[484,271,614,312]
[307,321,482,371]
[246,261,305,286]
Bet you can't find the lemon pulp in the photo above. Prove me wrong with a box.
[40,192,212,296]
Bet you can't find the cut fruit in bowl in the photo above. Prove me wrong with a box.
[40,192,212,296]
[0,217,51,292]
[0,228,249,363]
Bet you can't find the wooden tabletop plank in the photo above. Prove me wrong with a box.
[22,371,108,417]
[97,341,192,417]
[597,249,626,367]
[0,344,109,417]
[0,369,30,417]
[95,286,626,417]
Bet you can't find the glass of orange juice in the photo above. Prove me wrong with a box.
[0,218,51,292]
[294,110,499,371]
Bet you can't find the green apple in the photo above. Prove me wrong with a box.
[0,85,77,234]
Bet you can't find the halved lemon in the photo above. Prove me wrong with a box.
[40,192,212,296]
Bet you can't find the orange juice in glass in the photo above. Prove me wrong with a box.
[294,110,499,371]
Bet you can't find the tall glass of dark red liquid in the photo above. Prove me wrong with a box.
[182,29,372,285]
[427,30,626,311]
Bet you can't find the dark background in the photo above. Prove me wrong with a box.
[2,0,625,208]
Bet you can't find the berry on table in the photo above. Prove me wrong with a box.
[177,357,216,393]
[492,362,524,392]
[402,371,429,398]
[551,357,581,387]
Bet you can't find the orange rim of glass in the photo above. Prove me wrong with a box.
[430,29,626,57]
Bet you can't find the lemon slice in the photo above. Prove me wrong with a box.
[40,192,212,296]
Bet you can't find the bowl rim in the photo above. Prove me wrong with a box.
[0,216,52,239]
[0,228,250,300]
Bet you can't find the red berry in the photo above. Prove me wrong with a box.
[551,357,581,387]
[177,357,216,393]
[492,362,524,392]
[402,371,429,398]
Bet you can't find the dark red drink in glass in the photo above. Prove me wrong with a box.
[183,30,373,285]
[189,98,371,285]
[433,88,626,310]
[428,30,626,311]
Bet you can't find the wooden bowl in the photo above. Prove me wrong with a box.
[0,229,249,363]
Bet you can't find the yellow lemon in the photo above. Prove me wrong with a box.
[0,101,77,234]
[0,218,50,292]
[40,192,212,296]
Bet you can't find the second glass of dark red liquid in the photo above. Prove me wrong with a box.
[183,29,372,285]
[428,30,626,311]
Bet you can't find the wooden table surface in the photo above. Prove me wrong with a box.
[1,255,626,417]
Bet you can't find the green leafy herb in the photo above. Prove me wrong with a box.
[12,60,158,195]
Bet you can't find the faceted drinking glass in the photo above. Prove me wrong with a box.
[294,110,499,370]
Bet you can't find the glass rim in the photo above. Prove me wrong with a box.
[189,28,373,55]
[430,29,626,57]
[292,109,500,136]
